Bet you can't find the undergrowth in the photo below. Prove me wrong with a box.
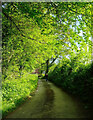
[2,73,38,117]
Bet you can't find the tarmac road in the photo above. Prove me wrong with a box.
[6,79,90,118]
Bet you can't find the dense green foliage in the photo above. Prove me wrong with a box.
[2,2,92,77]
[48,59,93,108]
[2,73,38,117]
[2,2,93,117]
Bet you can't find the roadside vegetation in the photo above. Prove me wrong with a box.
[2,72,38,117]
[48,59,93,109]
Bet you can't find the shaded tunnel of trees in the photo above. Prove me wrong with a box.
[1,2,93,117]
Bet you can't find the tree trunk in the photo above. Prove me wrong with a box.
[45,59,49,74]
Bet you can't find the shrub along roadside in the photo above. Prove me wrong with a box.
[2,73,38,118]
[48,60,93,110]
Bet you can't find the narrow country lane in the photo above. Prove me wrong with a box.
[6,79,90,118]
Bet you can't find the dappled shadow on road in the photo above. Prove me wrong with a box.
[41,80,55,118]
[6,79,92,118]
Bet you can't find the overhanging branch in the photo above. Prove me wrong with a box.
[3,11,35,41]
[48,56,58,68]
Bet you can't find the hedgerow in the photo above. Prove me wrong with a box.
[48,59,93,109]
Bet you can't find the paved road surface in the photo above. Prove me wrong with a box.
[6,79,90,118]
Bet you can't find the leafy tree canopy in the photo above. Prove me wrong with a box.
[2,2,92,78]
